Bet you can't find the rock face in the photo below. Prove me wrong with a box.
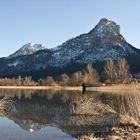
[0,18,139,78]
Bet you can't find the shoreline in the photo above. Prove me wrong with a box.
[0,84,139,92]
[86,83,140,93]
[0,86,82,91]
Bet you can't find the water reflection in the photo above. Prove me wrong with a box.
[102,92,140,119]
[0,89,140,139]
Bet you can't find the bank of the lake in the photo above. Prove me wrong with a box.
[0,83,139,93]
[86,83,140,93]
[0,86,82,91]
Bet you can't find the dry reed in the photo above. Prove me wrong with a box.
[70,97,116,116]
[79,134,101,140]
[0,97,15,112]
[79,115,140,140]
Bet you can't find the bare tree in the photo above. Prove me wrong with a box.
[59,73,70,86]
[70,71,83,86]
[104,59,116,83]
[84,64,99,84]
[45,76,57,86]
[116,58,131,83]
[104,58,132,84]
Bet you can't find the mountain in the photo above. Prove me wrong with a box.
[0,18,140,78]
[50,18,137,67]
[9,43,46,58]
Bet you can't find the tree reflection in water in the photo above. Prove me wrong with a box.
[0,89,140,137]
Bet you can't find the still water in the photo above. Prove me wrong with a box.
[0,89,140,140]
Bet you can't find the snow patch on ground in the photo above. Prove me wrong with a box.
[8,61,20,67]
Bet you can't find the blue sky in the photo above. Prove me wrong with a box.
[0,0,140,57]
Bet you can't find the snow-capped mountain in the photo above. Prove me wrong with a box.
[9,43,46,58]
[0,18,139,78]
[50,18,137,67]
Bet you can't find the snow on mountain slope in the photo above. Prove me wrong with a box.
[49,18,137,66]
[9,43,47,58]
[0,18,139,77]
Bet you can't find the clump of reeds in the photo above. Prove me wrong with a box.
[70,97,116,116]
[0,97,15,112]
[79,115,140,140]
[79,134,101,140]
[119,114,140,127]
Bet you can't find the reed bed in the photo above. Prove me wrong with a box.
[87,83,140,93]
[78,85,140,139]
[79,115,140,140]
[79,134,101,140]
[70,97,116,116]
[0,97,15,113]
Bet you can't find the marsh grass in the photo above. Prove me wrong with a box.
[79,115,140,140]
[0,97,15,113]
[79,134,101,140]
[77,87,140,140]
[88,83,140,93]
[70,97,116,116]
[119,114,140,127]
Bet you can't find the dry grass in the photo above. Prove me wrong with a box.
[79,135,123,140]
[0,83,140,92]
[0,97,15,113]
[79,134,101,140]
[119,114,140,127]
[87,83,140,93]
[70,97,116,116]
[79,115,140,140]
[0,86,82,91]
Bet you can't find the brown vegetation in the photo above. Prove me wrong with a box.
[0,64,99,86]
[0,76,37,86]
[86,83,140,92]
[0,59,137,87]
[0,97,15,113]
[104,58,132,84]
[70,97,116,116]
[79,115,140,140]
[58,64,99,86]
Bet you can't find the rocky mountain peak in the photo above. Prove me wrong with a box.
[91,18,120,37]
[9,43,47,58]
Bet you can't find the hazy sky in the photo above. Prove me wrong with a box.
[0,0,140,57]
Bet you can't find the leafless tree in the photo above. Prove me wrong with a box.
[59,73,70,86]
[44,76,57,86]
[104,58,132,84]
[84,64,99,84]
[104,59,116,83]
[70,71,83,86]
[116,58,132,83]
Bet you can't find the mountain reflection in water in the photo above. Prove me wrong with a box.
[0,89,140,139]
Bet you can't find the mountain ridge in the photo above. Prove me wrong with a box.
[9,43,47,58]
[0,18,140,78]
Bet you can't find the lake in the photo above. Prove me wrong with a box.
[0,89,140,140]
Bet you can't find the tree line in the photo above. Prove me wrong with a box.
[0,58,135,86]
